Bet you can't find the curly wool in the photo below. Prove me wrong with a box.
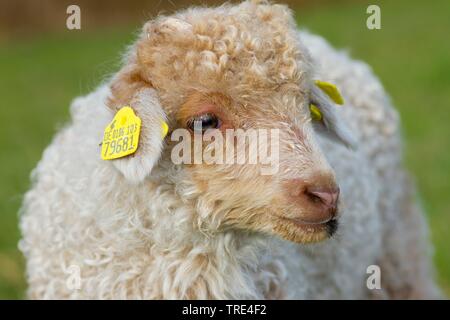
[19,1,440,299]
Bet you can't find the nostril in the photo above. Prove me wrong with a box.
[305,187,340,209]
[306,192,324,204]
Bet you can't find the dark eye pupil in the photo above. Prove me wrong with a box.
[188,114,220,132]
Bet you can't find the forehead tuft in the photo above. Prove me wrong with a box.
[136,1,312,104]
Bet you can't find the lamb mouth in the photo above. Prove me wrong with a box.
[275,215,339,236]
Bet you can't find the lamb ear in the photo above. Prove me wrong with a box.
[310,85,357,149]
[104,43,169,183]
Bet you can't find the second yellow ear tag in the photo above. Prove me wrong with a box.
[101,107,142,160]
[309,104,323,121]
[315,80,344,105]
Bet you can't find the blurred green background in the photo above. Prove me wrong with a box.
[0,0,449,299]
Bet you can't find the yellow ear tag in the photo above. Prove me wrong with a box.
[101,107,142,160]
[309,104,323,121]
[314,80,344,105]
[161,121,169,138]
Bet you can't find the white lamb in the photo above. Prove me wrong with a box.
[20,1,441,299]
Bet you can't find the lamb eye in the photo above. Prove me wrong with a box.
[187,113,221,132]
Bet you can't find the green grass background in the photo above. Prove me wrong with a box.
[0,0,448,298]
